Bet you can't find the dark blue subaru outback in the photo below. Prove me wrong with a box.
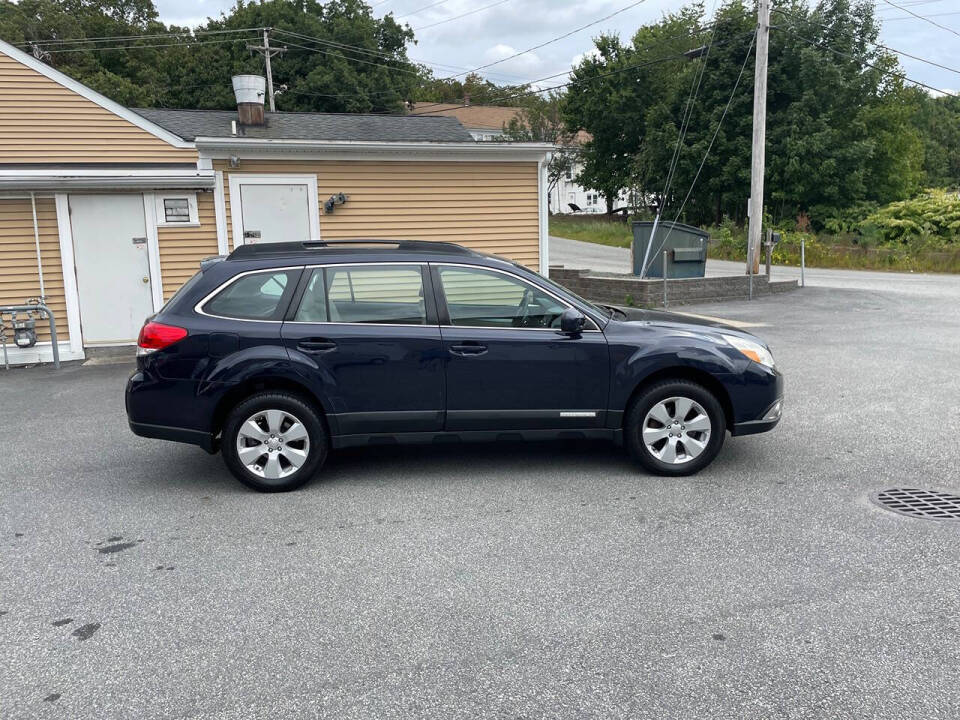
[126,240,782,492]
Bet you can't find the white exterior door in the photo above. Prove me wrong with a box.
[70,194,154,345]
[229,174,321,245]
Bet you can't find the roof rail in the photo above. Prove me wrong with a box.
[226,239,475,260]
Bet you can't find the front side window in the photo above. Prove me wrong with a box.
[438,266,567,329]
[203,270,295,320]
[294,265,426,325]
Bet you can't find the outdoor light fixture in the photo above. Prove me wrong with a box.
[324,192,348,214]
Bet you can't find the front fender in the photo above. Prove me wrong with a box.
[606,323,746,414]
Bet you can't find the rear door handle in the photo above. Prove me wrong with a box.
[449,342,487,356]
[297,338,337,354]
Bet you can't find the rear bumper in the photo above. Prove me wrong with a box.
[128,420,217,453]
[126,369,218,453]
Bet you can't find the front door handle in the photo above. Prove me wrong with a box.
[297,338,337,354]
[449,342,487,356]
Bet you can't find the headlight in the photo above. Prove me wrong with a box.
[722,334,775,369]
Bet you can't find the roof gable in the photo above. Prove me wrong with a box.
[0,38,193,153]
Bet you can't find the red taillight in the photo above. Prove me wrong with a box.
[137,321,187,353]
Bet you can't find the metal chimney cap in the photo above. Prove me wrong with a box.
[232,75,266,105]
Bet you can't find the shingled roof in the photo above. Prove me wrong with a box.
[130,108,476,143]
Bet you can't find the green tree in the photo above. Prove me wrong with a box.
[561,0,936,226]
[0,0,423,112]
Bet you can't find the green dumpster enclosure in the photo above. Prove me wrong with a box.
[631,220,709,278]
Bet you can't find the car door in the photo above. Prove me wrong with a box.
[281,262,444,436]
[432,263,610,431]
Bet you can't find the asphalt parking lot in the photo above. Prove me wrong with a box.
[2,277,960,718]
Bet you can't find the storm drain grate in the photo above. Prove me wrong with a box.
[873,488,960,521]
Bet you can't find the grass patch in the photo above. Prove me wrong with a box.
[550,215,632,248]
[550,214,960,273]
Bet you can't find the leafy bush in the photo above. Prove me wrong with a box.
[822,202,879,234]
[859,189,960,243]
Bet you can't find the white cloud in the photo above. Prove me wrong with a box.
[570,47,601,68]
[481,44,543,75]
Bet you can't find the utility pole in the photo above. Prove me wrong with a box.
[747,0,770,276]
[247,28,286,112]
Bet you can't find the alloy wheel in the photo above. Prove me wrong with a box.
[236,409,311,480]
[641,396,712,465]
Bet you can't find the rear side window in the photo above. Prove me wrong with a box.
[203,270,297,320]
[293,265,426,325]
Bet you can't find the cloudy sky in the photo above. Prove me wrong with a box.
[155,0,958,95]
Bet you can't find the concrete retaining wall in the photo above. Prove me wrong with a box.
[549,266,798,308]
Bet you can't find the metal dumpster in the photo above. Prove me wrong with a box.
[631,220,709,278]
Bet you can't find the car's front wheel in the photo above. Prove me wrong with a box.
[625,380,726,476]
[221,392,328,492]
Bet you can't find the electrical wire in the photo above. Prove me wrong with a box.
[878,0,960,36]
[20,27,264,48]
[410,30,757,116]
[413,0,513,31]
[278,38,426,76]
[411,14,738,113]
[656,0,724,242]
[771,6,960,76]
[34,36,261,54]
[395,0,454,19]
[441,0,648,81]
[777,27,958,97]
[641,34,757,276]
[270,27,531,83]
[882,10,960,22]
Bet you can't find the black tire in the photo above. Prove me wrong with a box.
[221,391,328,492]
[625,380,726,477]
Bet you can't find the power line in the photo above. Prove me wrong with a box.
[878,0,960,36]
[278,38,425,77]
[646,0,724,277]
[270,27,530,83]
[414,0,513,31]
[440,0,649,82]
[777,28,958,97]
[771,7,960,76]
[395,0,454,19]
[642,34,757,276]
[411,31,758,116]
[413,11,734,114]
[882,10,960,21]
[20,27,263,48]
[33,36,261,54]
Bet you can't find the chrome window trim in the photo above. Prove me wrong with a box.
[194,265,304,323]
[194,259,603,333]
[294,261,431,327]
[433,262,602,333]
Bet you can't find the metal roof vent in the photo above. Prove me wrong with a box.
[232,75,266,126]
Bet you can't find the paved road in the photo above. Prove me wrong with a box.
[551,235,960,299]
[3,281,960,718]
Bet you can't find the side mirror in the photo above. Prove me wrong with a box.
[559,307,586,336]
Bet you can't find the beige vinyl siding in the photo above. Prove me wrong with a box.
[0,196,68,342]
[218,160,540,268]
[0,53,196,163]
[157,192,219,300]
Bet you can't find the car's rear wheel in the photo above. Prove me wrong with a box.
[222,392,328,492]
[625,380,726,476]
